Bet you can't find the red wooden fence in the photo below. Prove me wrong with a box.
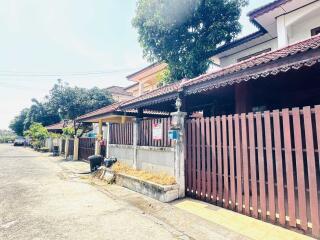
[185,106,320,237]
[109,122,133,145]
[79,138,95,160]
[138,118,172,147]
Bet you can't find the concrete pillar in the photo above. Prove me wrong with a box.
[64,138,69,159]
[94,140,101,156]
[171,111,187,198]
[97,119,103,141]
[277,15,288,48]
[73,137,79,161]
[132,119,139,169]
[59,138,63,155]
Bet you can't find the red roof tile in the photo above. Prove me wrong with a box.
[183,34,320,88]
[76,102,121,121]
[120,35,320,108]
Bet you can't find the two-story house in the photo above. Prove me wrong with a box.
[125,62,167,97]
[212,0,320,67]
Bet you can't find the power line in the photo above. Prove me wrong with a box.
[0,67,139,77]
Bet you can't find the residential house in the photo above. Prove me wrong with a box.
[105,86,133,102]
[125,62,167,97]
[76,1,320,237]
[211,0,320,68]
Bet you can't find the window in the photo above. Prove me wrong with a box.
[237,48,271,62]
[311,27,320,36]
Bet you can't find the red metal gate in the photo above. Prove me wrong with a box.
[185,106,320,237]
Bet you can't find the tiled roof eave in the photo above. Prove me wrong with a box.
[120,91,178,110]
[117,35,320,110]
[185,56,320,95]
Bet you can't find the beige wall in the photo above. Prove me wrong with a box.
[111,93,132,102]
[127,63,167,96]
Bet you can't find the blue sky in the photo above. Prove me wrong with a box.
[0,0,273,130]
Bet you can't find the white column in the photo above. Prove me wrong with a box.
[132,119,140,169]
[105,123,110,158]
[277,15,288,48]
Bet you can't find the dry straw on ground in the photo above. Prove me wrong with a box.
[111,162,176,186]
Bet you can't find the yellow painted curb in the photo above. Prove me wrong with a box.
[175,200,314,240]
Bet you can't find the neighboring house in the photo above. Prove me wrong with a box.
[105,86,133,102]
[211,0,320,68]
[125,62,167,97]
[46,120,73,134]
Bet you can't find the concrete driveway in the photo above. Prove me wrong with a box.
[0,144,248,240]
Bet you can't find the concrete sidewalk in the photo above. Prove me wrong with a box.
[56,157,314,240]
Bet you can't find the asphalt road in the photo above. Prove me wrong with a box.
[0,144,246,240]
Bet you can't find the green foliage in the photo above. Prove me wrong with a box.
[49,132,61,139]
[156,68,172,87]
[10,80,113,135]
[24,123,49,149]
[47,80,114,120]
[9,108,29,136]
[133,0,248,83]
[62,127,75,138]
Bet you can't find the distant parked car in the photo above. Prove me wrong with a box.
[14,137,25,146]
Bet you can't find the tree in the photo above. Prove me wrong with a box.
[46,80,114,120]
[133,0,248,83]
[10,80,114,135]
[9,108,29,136]
[23,99,60,130]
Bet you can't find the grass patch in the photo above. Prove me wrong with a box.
[111,162,176,186]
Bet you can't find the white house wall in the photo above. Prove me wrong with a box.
[219,38,278,67]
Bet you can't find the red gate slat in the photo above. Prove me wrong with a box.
[187,120,192,193]
[210,117,217,203]
[264,111,276,222]
[256,112,266,220]
[292,108,307,231]
[273,110,286,225]
[205,118,212,201]
[303,106,320,237]
[248,112,258,218]
[234,114,243,213]
[216,116,223,204]
[196,118,201,198]
[222,115,229,208]
[241,113,250,215]
[192,119,197,195]
[201,118,206,199]
[282,109,296,227]
[228,115,236,209]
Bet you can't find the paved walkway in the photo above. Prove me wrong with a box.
[0,144,314,239]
